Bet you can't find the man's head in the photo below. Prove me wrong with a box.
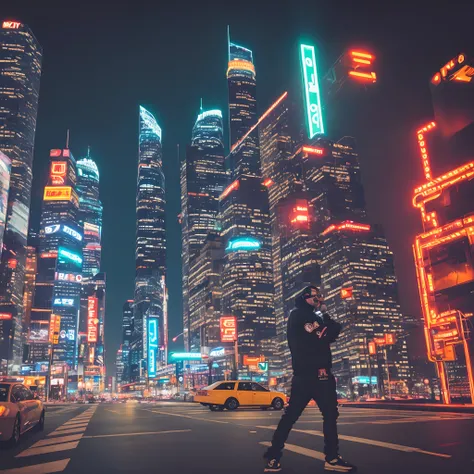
[301,286,325,310]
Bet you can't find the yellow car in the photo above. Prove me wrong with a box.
[194,381,286,411]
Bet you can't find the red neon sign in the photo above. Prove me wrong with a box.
[51,161,67,185]
[50,149,62,157]
[87,297,98,343]
[368,341,376,355]
[341,287,353,299]
[0,313,12,320]
[302,146,325,156]
[416,122,436,181]
[348,71,377,82]
[322,221,371,236]
[263,178,274,187]
[348,51,377,83]
[2,21,21,29]
[220,316,237,342]
[220,180,239,200]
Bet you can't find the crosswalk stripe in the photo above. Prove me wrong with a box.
[47,427,87,436]
[0,459,70,473]
[256,426,451,459]
[145,409,229,424]
[29,434,83,448]
[260,441,326,461]
[16,441,79,458]
[62,421,89,427]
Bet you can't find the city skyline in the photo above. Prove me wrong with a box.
[3,3,472,375]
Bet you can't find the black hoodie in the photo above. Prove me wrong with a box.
[287,292,342,376]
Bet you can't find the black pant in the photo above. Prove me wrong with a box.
[265,373,339,461]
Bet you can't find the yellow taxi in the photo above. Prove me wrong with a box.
[194,381,286,411]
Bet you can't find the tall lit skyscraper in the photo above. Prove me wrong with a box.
[120,300,133,383]
[0,21,42,370]
[77,152,102,280]
[29,148,83,373]
[227,32,259,178]
[132,106,166,382]
[181,108,227,350]
[221,34,275,372]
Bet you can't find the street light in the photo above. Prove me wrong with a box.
[172,332,184,343]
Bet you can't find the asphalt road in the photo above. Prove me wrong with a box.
[1,402,473,473]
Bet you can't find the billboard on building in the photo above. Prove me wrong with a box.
[0,152,11,249]
[148,317,159,378]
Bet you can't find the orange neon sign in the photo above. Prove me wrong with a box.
[230,92,288,152]
[302,146,325,156]
[322,221,371,236]
[43,186,72,201]
[367,341,376,355]
[415,121,436,181]
[340,287,353,299]
[51,161,67,185]
[2,21,21,29]
[220,179,239,200]
[0,313,12,320]
[220,316,237,343]
[349,71,377,82]
[263,178,274,187]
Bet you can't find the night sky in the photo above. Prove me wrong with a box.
[4,1,474,374]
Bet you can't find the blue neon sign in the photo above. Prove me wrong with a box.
[58,247,82,267]
[226,237,262,252]
[148,318,159,378]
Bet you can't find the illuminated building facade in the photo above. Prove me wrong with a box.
[181,108,227,350]
[29,148,83,370]
[413,53,474,403]
[132,106,166,382]
[0,152,11,251]
[227,34,259,177]
[188,233,225,352]
[76,152,105,391]
[0,21,42,370]
[220,175,275,362]
[304,139,410,396]
[76,153,102,280]
[120,300,133,383]
[22,246,37,348]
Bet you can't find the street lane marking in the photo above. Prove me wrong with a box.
[105,409,120,414]
[82,429,192,439]
[16,441,79,458]
[47,427,87,436]
[146,409,229,424]
[260,441,326,461]
[257,427,451,459]
[0,459,70,474]
[370,416,474,424]
[30,434,83,447]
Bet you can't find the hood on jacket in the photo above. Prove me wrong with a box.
[295,285,320,309]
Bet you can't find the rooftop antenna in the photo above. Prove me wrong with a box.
[227,25,230,61]
[87,145,91,158]
[200,98,203,114]
[66,129,70,149]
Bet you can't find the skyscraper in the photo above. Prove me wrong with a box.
[76,151,105,391]
[132,106,166,382]
[227,33,259,178]
[120,300,133,383]
[0,21,42,370]
[221,34,276,372]
[77,152,102,280]
[304,139,410,396]
[181,108,227,350]
[29,148,83,374]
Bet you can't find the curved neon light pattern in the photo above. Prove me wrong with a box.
[416,122,436,181]
[321,221,371,236]
[196,109,223,121]
[139,106,162,141]
[77,158,99,179]
[227,59,256,78]
[226,236,262,252]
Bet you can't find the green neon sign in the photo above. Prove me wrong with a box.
[300,44,325,138]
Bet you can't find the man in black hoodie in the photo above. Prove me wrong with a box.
[263,286,357,472]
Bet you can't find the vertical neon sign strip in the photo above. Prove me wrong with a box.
[148,318,159,378]
[300,44,325,138]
